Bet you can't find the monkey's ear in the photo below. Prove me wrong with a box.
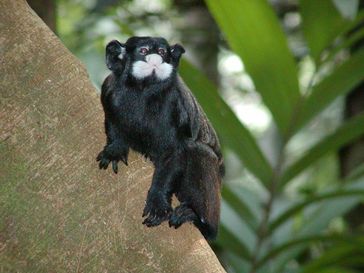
[106,40,126,71]
[171,44,185,60]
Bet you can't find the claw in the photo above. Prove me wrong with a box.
[99,158,110,169]
[112,160,118,174]
[120,155,128,166]
[142,206,149,217]
[144,215,156,227]
[143,215,153,226]
[98,160,104,169]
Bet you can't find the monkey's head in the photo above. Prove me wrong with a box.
[106,36,185,82]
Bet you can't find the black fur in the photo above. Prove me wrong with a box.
[96,36,224,240]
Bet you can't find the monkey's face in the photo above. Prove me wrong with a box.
[106,37,185,81]
[128,37,173,80]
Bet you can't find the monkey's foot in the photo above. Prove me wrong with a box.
[169,203,197,229]
[142,193,172,227]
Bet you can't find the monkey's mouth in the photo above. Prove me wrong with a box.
[132,54,173,80]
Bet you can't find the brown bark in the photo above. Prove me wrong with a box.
[0,1,226,272]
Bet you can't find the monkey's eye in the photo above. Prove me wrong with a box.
[139,47,149,55]
[158,48,166,56]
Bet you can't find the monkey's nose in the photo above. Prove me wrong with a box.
[146,54,163,66]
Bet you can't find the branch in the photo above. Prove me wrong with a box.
[0,1,226,272]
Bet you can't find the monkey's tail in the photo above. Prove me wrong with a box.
[178,142,222,240]
[193,215,220,241]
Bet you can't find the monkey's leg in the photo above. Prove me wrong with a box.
[142,151,184,227]
[96,118,129,173]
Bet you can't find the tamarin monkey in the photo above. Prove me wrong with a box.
[97,36,224,240]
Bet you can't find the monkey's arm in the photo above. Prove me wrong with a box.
[175,77,200,140]
[177,77,224,176]
[177,78,222,157]
[97,75,129,173]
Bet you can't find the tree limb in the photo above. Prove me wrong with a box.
[0,1,226,272]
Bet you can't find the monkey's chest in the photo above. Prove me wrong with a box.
[113,94,177,152]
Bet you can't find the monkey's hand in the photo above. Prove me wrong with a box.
[96,142,129,174]
[142,191,172,227]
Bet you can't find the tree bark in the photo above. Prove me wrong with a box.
[0,1,226,272]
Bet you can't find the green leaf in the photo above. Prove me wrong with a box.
[220,251,251,273]
[222,185,260,230]
[315,268,362,273]
[322,25,364,64]
[256,234,362,269]
[347,163,364,180]
[295,48,364,132]
[269,189,364,234]
[300,0,348,62]
[216,225,252,261]
[282,111,364,187]
[269,178,364,272]
[300,239,364,273]
[205,0,300,134]
[217,200,256,260]
[179,60,273,185]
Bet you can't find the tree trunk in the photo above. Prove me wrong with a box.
[0,1,226,272]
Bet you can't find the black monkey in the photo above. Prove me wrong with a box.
[96,36,224,240]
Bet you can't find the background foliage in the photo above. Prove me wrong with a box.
[54,0,364,272]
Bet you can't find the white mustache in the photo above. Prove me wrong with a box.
[132,54,173,80]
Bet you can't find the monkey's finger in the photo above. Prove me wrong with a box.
[150,218,162,227]
[150,213,168,227]
[142,202,152,217]
[112,161,118,174]
[169,219,180,229]
[120,155,128,166]
[99,159,110,169]
[172,217,183,229]
[169,213,180,229]
[143,214,157,227]
[142,207,149,218]
[142,217,152,225]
